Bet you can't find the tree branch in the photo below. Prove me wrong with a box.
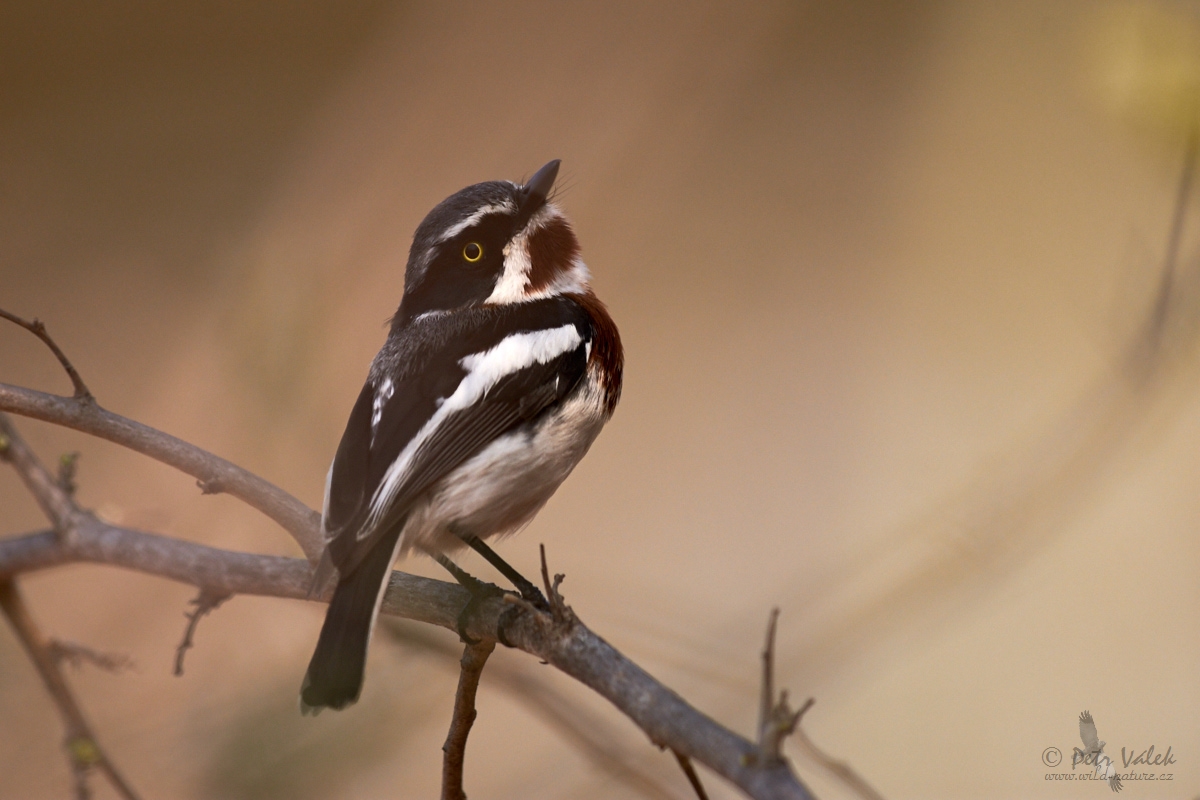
[757,609,804,765]
[0,384,322,559]
[384,619,681,799]
[0,309,94,402]
[0,579,140,800]
[173,588,231,676]
[441,638,496,800]
[0,413,816,800]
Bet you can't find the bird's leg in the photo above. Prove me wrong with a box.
[432,553,503,645]
[451,528,548,611]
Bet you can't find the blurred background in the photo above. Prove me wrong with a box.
[2,1,1199,798]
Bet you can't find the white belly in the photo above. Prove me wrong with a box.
[397,367,610,555]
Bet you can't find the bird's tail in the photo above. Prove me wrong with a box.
[300,527,402,714]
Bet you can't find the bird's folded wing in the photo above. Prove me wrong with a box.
[322,303,591,576]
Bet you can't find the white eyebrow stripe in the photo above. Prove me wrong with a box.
[360,323,583,539]
[437,201,516,243]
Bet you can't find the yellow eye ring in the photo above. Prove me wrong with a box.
[463,242,483,262]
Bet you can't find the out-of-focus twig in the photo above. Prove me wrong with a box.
[441,638,496,800]
[0,415,140,797]
[779,129,1200,701]
[0,579,140,800]
[791,705,885,800]
[1160,125,1198,304]
[48,640,134,673]
[0,412,81,530]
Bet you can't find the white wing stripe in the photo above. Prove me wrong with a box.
[370,378,394,445]
[360,323,582,539]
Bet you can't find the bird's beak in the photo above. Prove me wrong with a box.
[519,159,561,218]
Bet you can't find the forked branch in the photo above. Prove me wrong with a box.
[0,305,818,799]
[0,309,94,402]
[0,579,139,800]
[0,412,815,799]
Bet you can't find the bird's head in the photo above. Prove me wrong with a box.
[393,160,588,325]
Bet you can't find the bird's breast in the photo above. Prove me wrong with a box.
[398,364,613,555]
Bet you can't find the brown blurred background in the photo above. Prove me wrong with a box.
[2,2,1199,798]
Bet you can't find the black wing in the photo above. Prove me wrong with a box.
[322,298,591,576]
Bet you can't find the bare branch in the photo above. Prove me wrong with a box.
[756,609,803,765]
[0,387,323,559]
[759,609,778,752]
[495,597,814,798]
[675,750,711,800]
[441,638,496,800]
[0,308,95,402]
[0,412,79,529]
[0,579,140,800]
[48,640,135,674]
[384,620,680,799]
[174,588,232,676]
[0,418,816,800]
[1160,123,1198,302]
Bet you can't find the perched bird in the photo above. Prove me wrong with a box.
[301,160,622,713]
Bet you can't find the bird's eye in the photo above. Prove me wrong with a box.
[462,242,483,263]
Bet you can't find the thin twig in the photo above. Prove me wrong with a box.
[1130,118,1200,384]
[174,588,232,676]
[384,620,679,800]
[48,640,134,673]
[0,412,79,529]
[759,608,778,750]
[1159,123,1199,304]
[442,638,496,800]
[0,308,95,402]
[793,716,886,800]
[674,750,711,800]
[755,608,803,765]
[0,579,141,800]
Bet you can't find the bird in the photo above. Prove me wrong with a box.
[1078,710,1106,759]
[300,160,623,713]
[1078,710,1123,793]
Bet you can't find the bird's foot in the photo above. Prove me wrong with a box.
[434,552,504,644]
[455,579,506,645]
[451,529,549,612]
[510,574,549,612]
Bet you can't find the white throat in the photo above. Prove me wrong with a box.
[486,207,589,304]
